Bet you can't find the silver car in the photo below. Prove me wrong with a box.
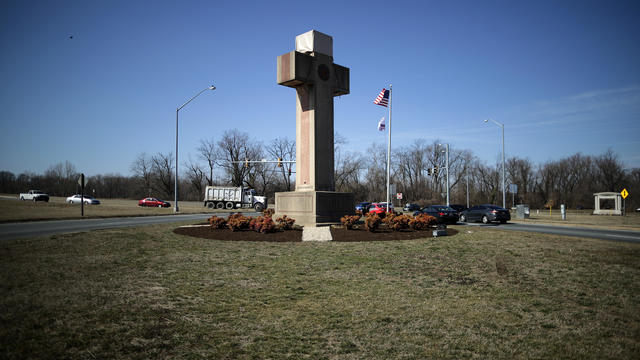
[66,195,101,205]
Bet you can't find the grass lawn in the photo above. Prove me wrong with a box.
[1,224,639,359]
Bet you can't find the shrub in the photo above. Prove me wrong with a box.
[364,213,382,232]
[410,213,437,230]
[340,214,361,230]
[382,212,396,226]
[207,215,227,229]
[276,215,296,230]
[227,213,251,232]
[386,214,411,231]
[250,216,276,233]
[263,208,275,217]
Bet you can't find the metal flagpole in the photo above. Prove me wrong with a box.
[386,84,392,213]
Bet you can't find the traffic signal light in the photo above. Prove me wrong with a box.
[433,166,439,175]
[244,159,249,168]
[427,168,432,176]
[277,157,283,167]
[288,168,291,176]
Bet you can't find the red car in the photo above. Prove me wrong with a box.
[138,197,171,208]
[368,202,394,214]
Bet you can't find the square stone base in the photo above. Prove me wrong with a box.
[275,191,354,227]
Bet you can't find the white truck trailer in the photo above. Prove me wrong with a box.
[203,186,267,212]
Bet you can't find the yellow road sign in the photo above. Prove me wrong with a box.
[621,188,629,199]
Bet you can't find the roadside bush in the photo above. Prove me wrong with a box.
[385,214,411,231]
[365,213,382,232]
[207,215,227,229]
[340,214,361,230]
[227,213,251,232]
[250,216,276,233]
[276,215,295,230]
[410,213,437,230]
[263,208,275,217]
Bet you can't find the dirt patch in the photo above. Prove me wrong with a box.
[174,224,458,242]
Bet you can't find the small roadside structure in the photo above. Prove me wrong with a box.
[593,192,622,215]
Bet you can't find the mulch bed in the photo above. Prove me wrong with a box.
[174,225,458,242]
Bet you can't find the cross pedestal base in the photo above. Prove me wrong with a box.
[275,191,354,227]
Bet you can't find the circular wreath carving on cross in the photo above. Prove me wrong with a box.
[317,64,330,81]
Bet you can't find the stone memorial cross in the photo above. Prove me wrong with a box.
[277,30,349,192]
[275,30,353,227]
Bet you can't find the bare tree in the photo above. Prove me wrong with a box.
[334,134,365,196]
[267,137,296,191]
[150,152,174,198]
[364,142,388,201]
[216,130,261,187]
[185,158,206,200]
[593,148,626,191]
[474,161,500,205]
[197,137,217,186]
[506,156,536,205]
[130,153,153,197]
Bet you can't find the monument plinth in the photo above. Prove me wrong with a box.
[274,30,354,227]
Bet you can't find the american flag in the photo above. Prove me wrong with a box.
[373,88,389,107]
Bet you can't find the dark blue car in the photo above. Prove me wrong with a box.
[355,202,371,213]
[459,204,510,224]
[413,205,458,224]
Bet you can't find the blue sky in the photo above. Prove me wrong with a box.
[1,0,639,176]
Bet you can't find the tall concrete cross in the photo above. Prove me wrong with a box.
[275,30,353,226]
[277,30,349,191]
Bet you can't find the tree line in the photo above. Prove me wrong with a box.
[1,129,638,210]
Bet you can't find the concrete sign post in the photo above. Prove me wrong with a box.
[275,30,354,226]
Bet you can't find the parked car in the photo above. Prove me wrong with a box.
[448,204,467,215]
[66,194,101,205]
[138,197,171,208]
[355,202,371,213]
[459,204,511,224]
[413,205,458,224]
[368,202,394,214]
[403,203,421,212]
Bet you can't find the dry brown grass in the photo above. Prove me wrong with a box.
[1,223,638,359]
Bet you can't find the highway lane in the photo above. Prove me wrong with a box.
[0,214,225,241]
[1,215,639,243]
[464,222,640,243]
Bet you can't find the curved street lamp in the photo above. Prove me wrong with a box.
[484,118,506,208]
[175,85,216,213]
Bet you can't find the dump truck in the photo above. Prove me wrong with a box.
[203,186,267,212]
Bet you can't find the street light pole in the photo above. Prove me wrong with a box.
[437,143,450,206]
[175,85,216,213]
[484,118,506,208]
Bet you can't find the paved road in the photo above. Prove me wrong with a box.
[0,214,216,241]
[2,215,639,243]
[464,222,640,243]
